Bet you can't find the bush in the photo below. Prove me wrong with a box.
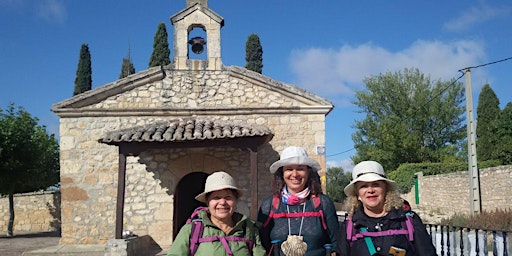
[439,209,512,232]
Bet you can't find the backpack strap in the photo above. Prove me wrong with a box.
[189,219,204,256]
[198,236,254,256]
[262,195,280,228]
[347,212,415,242]
[264,195,327,230]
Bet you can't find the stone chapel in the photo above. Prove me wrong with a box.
[52,0,333,250]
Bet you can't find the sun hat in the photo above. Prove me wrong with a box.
[343,161,397,196]
[269,146,321,174]
[195,171,245,203]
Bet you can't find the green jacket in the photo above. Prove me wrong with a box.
[167,210,266,256]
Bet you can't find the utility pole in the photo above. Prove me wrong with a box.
[464,68,482,215]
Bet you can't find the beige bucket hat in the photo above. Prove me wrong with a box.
[269,146,321,174]
[195,171,245,203]
[343,161,397,196]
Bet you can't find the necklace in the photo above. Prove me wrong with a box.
[287,203,306,236]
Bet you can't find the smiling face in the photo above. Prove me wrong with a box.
[355,180,387,216]
[206,189,237,223]
[282,164,310,194]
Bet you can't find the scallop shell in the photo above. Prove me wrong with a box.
[281,235,307,256]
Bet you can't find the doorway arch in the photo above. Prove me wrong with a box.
[173,171,208,239]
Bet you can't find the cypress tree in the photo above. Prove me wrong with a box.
[148,22,171,67]
[495,103,512,164]
[73,44,92,96]
[245,33,263,74]
[476,84,501,161]
[119,46,135,79]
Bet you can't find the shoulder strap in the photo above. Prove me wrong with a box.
[264,195,327,230]
[188,207,208,255]
[189,219,204,256]
[262,195,280,228]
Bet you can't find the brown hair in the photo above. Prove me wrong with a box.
[271,166,322,196]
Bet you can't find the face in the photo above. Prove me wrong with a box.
[206,189,237,222]
[356,180,387,213]
[282,164,309,194]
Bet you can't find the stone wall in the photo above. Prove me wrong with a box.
[402,165,512,222]
[0,191,60,233]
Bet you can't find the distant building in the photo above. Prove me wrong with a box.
[52,0,333,248]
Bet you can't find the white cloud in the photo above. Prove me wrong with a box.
[327,158,354,172]
[289,39,488,104]
[36,0,66,24]
[443,4,512,32]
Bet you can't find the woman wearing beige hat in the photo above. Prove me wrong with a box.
[337,161,436,256]
[257,146,339,256]
[168,171,266,256]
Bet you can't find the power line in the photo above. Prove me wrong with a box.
[327,56,512,159]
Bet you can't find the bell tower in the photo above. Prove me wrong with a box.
[170,0,224,70]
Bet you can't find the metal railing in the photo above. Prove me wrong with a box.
[426,224,510,256]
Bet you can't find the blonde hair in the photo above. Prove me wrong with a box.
[345,182,403,215]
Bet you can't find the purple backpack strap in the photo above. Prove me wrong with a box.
[198,236,254,256]
[346,217,354,241]
[189,219,204,256]
[404,213,414,241]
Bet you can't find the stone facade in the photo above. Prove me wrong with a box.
[52,66,332,247]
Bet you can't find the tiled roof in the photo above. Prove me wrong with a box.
[98,118,273,145]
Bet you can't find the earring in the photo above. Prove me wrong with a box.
[358,196,362,201]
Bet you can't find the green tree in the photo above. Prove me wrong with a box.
[351,68,466,171]
[326,166,351,203]
[245,33,263,74]
[476,84,501,161]
[73,44,92,96]
[495,103,512,164]
[0,103,59,236]
[148,22,171,67]
[119,58,135,79]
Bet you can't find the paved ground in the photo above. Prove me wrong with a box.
[0,231,60,256]
[0,231,169,256]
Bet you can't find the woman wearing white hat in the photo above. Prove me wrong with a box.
[257,146,339,256]
[337,161,436,255]
[168,171,266,256]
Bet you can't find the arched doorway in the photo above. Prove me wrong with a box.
[173,172,208,239]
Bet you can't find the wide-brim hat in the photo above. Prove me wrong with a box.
[195,171,245,203]
[343,161,397,196]
[269,146,321,174]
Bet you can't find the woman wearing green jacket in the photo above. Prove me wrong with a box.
[167,171,266,256]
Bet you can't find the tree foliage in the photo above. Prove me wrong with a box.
[326,166,351,203]
[351,68,466,171]
[495,103,512,164]
[245,33,263,74]
[73,44,92,96]
[148,22,171,68]
[0,103,59,235]
[476,84,501,161]
[119,58,135,79]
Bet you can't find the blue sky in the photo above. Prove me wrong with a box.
[1,0,511,172]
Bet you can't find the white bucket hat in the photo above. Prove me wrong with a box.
[195,171,245,203]
[343,161,397,196]
[269,146,321,174]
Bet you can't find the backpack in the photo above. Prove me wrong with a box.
[187,207,255,256]
[262,195,327,230]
